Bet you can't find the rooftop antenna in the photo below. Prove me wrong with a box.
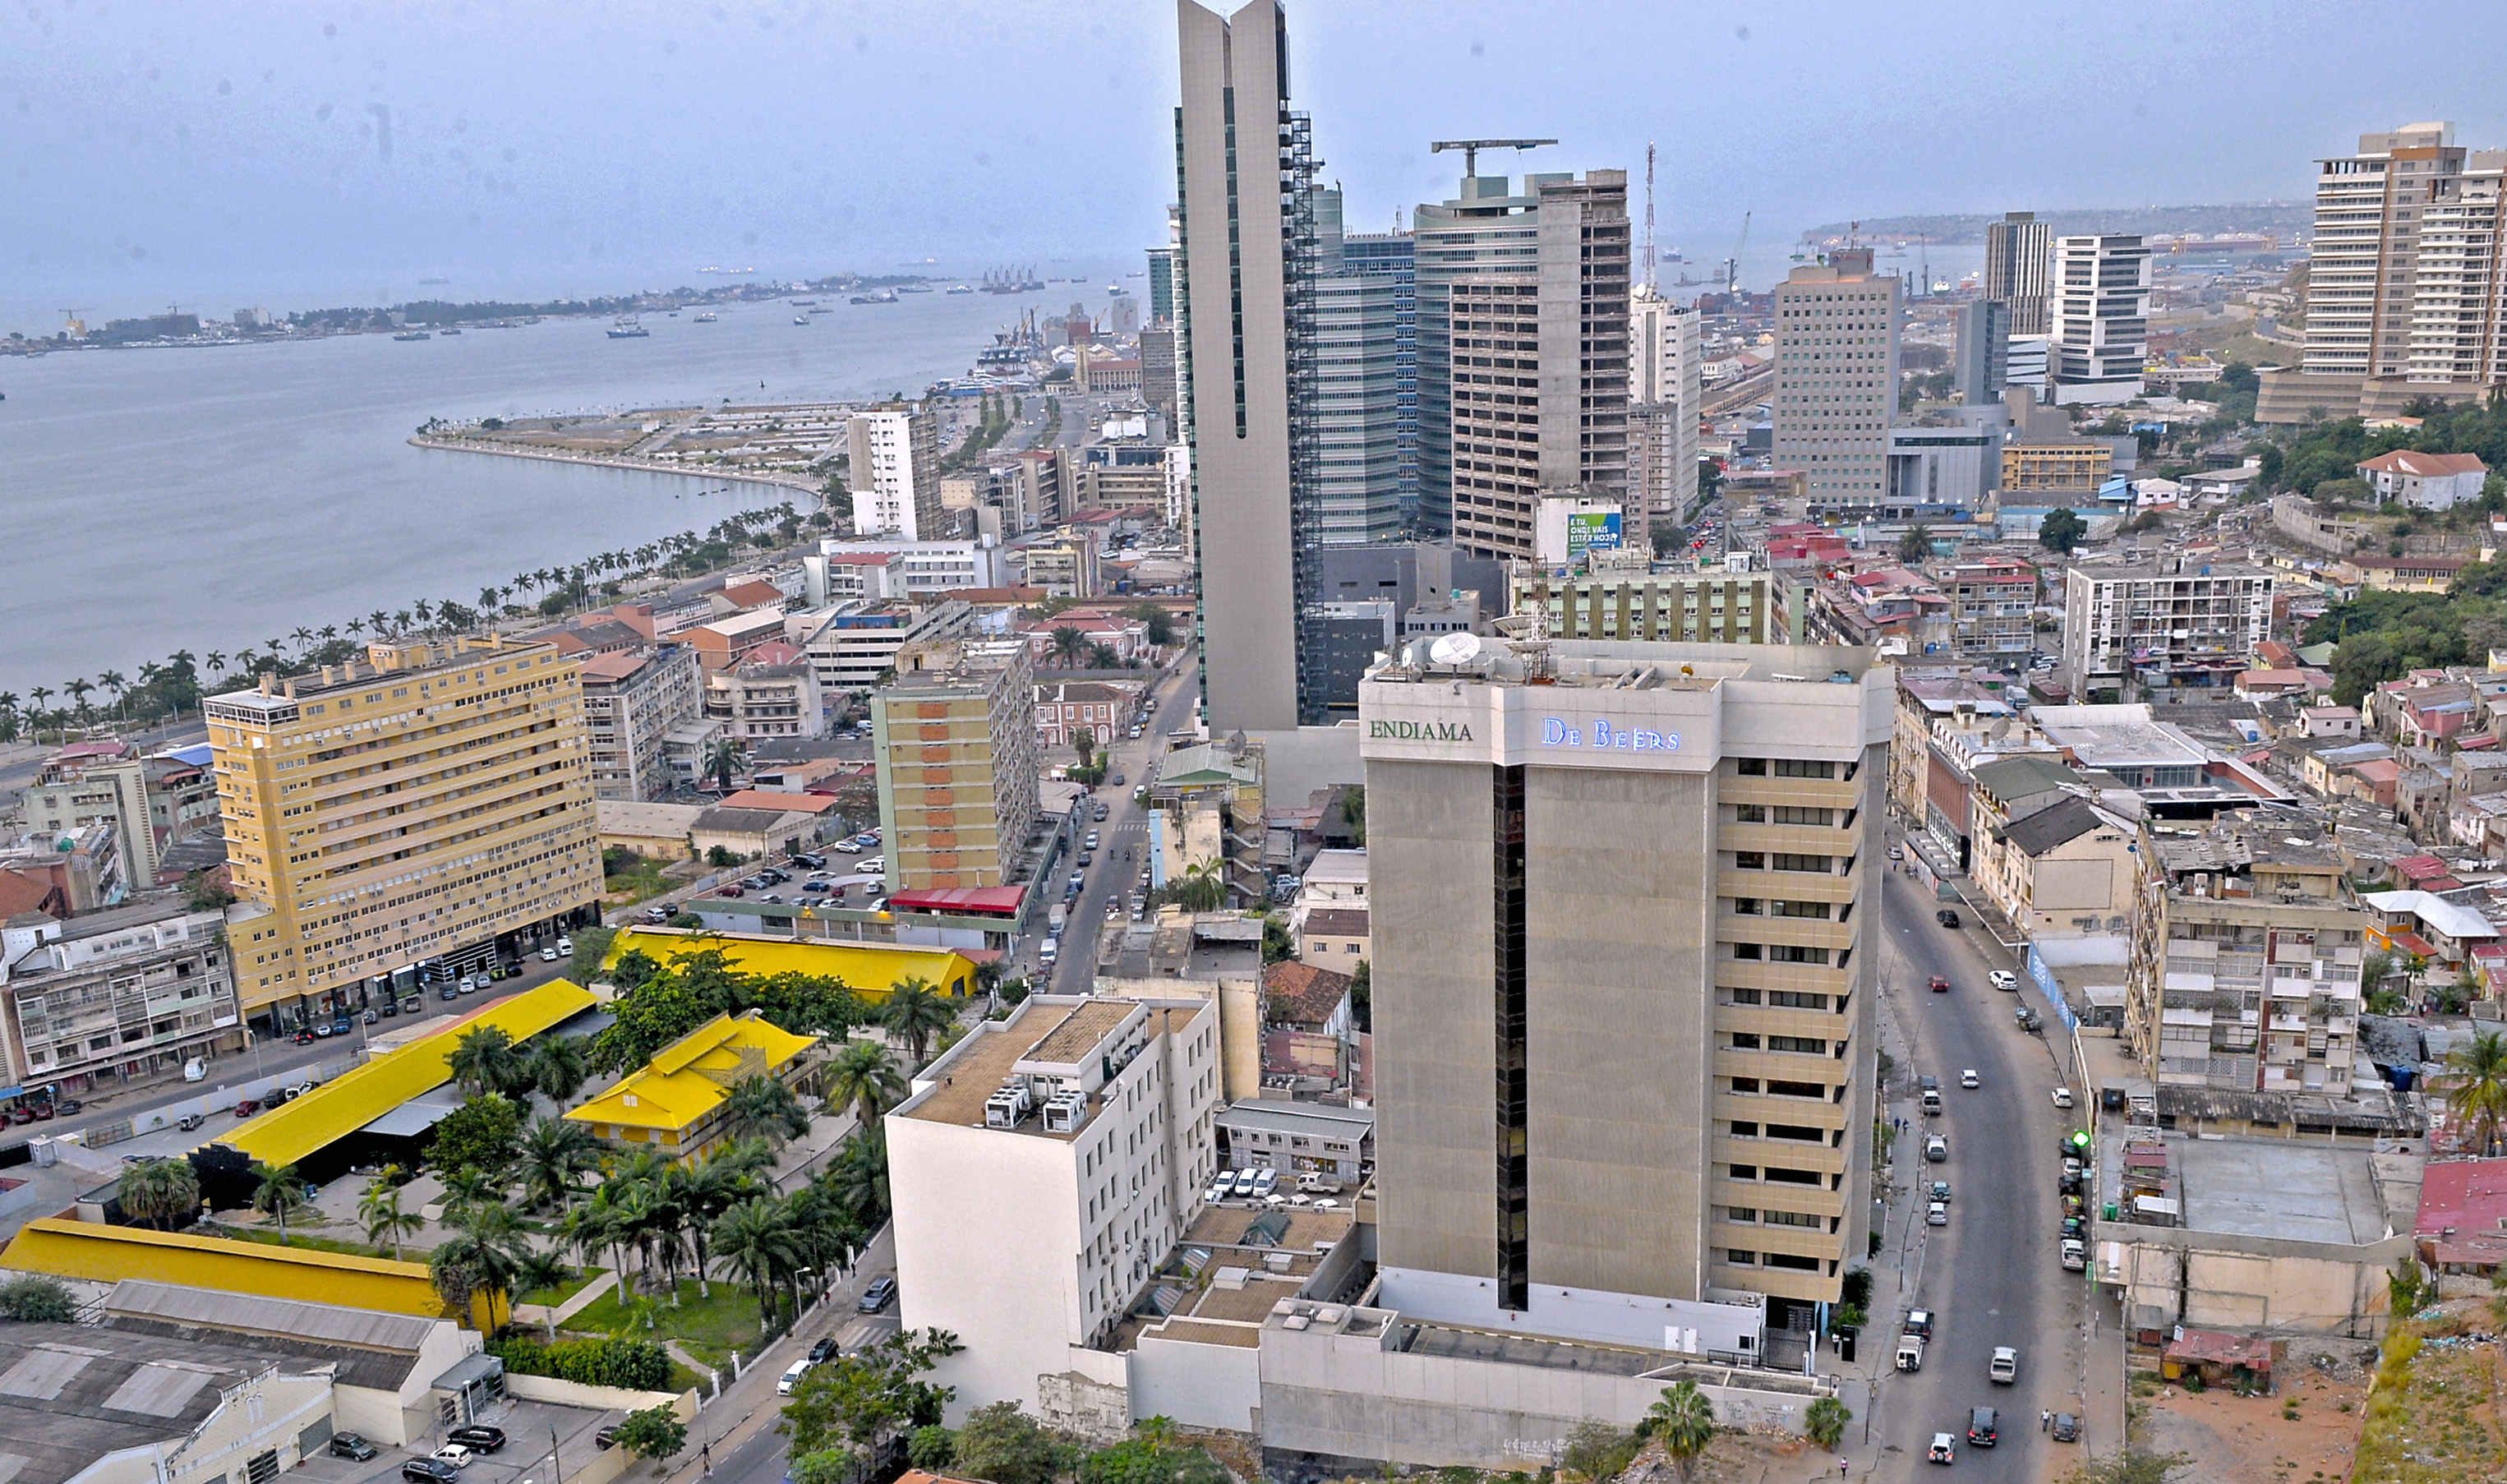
[1428,137,1558,182]
[1643,141,1657,294]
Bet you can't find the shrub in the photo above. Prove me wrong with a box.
[0,1276,76,1323]
[1559,1418,1638,1482]
[488,1334,671,1390]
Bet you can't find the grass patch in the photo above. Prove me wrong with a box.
[515,1267,598,1308]
[565,1278,768,1356]
[2352,1329,2505,1483]
[215,1225,392,1260]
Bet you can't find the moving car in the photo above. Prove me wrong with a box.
[1988,970,2020,992]
[233,1099,260,1118]
[1895,1333,1924,1371]
[832,840,864,854]
[779,1357,814,1394]
[540,945,560,961]
[1967,1408,1998,1447]
[1960,1069,1980,1089]
[2052,1086,2076,1109]
[809,1336,841,1363]
[447,1425,506,1453]
[1936,909,1962,929]
[1927,1433,1956,1464]
[555,936,574,955]
[858,1275,898,1313]
[1926,1201,1949,1227]
[1925,1135,1948,1163]
[330,1434,378,1461]
[859,857,884,874]
[1930,1180,1952,1205]
[1929,975,1949,993]
[1989,1347,2018,1385]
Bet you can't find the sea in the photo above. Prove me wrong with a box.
[0,284,1108,698]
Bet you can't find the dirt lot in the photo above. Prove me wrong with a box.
[2136,1369,2366,1484]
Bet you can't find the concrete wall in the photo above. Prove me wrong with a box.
[1127,1332,1261,1432]
[2101,1226,2413,1339]
[1373,1268,1760,1355]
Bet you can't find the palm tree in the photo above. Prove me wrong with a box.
[1642,1380,1718,1483]
[204,654,228,680]
[1047,626,1088,666]
[514,1247,574,1340]
[358,1173,424,1258]
[117,1158,200,1230]
[667,1157,749,1300]
[721,1075,811,1150]
[560,1194,630,1301]
[824,1041,907,1129]
[514,1116,600,1212]
[430,1201,531,1330]
[711,1194,802,1330]
[438,1164,505,1226]
[878,977,956,1067]
[251,1162,309,1243]
[98,669,128,723]
[824,1127,892,1229]
[63,678,94,726]
[703,737,745,794]
[530,1036,590,1103]
[2446,1029,2507,1154]
[448,1025,532,1099]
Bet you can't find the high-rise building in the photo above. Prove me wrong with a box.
[1414,169,1631,546]
[1146,246,1176,325]
[2259,122,2507,422]
[1362,638,1887,1343]
[2047,234,2152,405]
[1629,285,1703,539]
[848,405,946,541]
[1772,249,1903,513]
[1311,189,1405,546]
[1415,171,1630,561]
[0,899,243,1087]
[870,638,1039,892]
[578,645,703,802]
[1173,0,1315,730]
[1952,298,2009,407]
[205,638,602,1028]
[1343,231,1419,523]
[1139,325,1178,425]
[2059,557,2276,703]
[1983,211,2051,336]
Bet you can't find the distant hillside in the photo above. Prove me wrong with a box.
[1800,202,2312,247]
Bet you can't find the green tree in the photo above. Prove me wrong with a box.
[2039,507,2087,553]
[611,1403,689,1460]
[449,1025,532,1099]
[1641,1380,1717,1483]
[514,1247,574,1340]
[712,1193,803,1329]
[1047,626,1089,666]
[1897,523,1933,561]
[1127,603,1175,648]
[704,736,746,793]
[0,1275,76,1322]
[787,1450,855,1484]
[568,925,615,984]
[721,1075,813,1150]
[906,1426,957,1470]
[250,1162,310,1243]
[877,977,957,1067]
[591,966,719,1074]
[430,1093,523,1176]
[781,1329,965,1460]
[951,1401,1062,1484]
[514,1116,601,1211]
[2445,1029,2507,1154]
[358,1173,423,1258]
[1559,1418,1640,1482]
[1804,1394,1850,1450]
[531,1035,590,1103]
[1348,959,1371,1033]
[430,1201,532,1330]
[116,1158,200,1231]
[825,1041,908,1128]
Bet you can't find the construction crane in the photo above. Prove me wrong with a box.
[1726,211,1750,295]
[1428,137,1557,182]
[1642,141,1657,294]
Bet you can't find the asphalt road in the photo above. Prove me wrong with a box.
[1868,863,2089,1480]
[1043,661,1196,995]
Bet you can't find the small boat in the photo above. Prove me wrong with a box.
[694,311,718,323]
[850,289,898,305]
[606,317,650,339]
[896,283,933,293]
[392,330,432,342]
[793,314,811,325]
[947,284,975,294]
[437,326,462,336]
[790,299,818,307]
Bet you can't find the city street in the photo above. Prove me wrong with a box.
[1044,658,1197,995]
[1862,855,2094,1482]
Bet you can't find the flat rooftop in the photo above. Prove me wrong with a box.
[1401,1323,1678,1377]
[2105,1131,2421,1246]
[902,999,1189,1141]
[1368,638,1878,689]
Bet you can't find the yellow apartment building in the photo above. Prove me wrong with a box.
[2001,440,2113,495]
[206,637,602,1030]
[871,638,1039,892]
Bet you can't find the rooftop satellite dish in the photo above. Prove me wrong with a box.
[1428,633,1483,667]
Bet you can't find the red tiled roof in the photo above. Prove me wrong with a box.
[1262,960,1354,1025]
[2415,1158,2507,1268]
[2358,449,2487,478]
[720,579,786,609]
[2165,1330,2273,1369]
[887,886,1025,916]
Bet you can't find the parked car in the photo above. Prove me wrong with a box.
[177,1112,207,1131]
[2062,1238,2088,1272]
[1205,1180,1230,1204]
[832,840,864,854]
[362,1008,379,1025]
[330,1433,378,1460]
[555,936,574,956]
[859,857,883,874]
[858,1275,897,1313]
[457,976,478,995]
[2051,1412,2081,1442]
[403,1461,461,1483]
[431,1444,474,1470]
[233,1099,261,1118]
[441,984,461,1000]
[1251,1168,1279,1198]
[540,945,560,961]
[2052,1086,2076,1109]
[1903,1308,1933,1340]
[594,1426,620,1451]
[447,1425,506,1453]
[1925,1135,1948,1163]
[778,1357,815,1395]
[1926,1201,1949,1227]
[792,853,826,869]
[293,1029,317,1045]
[1084,831,1100,850]
[1929,1178,1952,1205]
[1988,970,2019,992]
[1936,909,1961,929]
[1231,1168,1261,1197]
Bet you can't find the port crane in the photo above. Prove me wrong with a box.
[1725,212,1749,295]
[1427,137,1557,181]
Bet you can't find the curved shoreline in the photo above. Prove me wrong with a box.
[406,433,823,494]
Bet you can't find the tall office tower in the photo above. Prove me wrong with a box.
[848,405,946,540]
[1174,0,1316,730]
[207,638,601,1030]
[1629,284,1703,539]
[1414,169,1632,545]
[1140,325,1179,425]
[2260,122,2507,421]
[1362,639,1887,1343]
[2047,234,2153,405]
[1773,249,1903,514]
[1146,246,1176,324]
[1952,298,2009,406]
[1311,188,1405,545]
[1983,211,2052,336]
[1343,230,1419,525]
[870,638,1039,892]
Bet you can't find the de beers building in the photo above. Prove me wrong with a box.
[1359,638,1890,1353]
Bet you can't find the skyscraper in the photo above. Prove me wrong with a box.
[2047,234,2153,405]
[1953,298,2009,407]
[2258,122,2507,422]
[1629,284,1702,542]
[847,406,946,539]
[1773,249,1903,513]
[1309,189,1405,546]
[1983,210,2051,336]
[1145,246,1175,325]
[1173,0,1314,731]
[1342,230,1418,525]
[1362,638,1887,1341]
[1415,169,1631,560]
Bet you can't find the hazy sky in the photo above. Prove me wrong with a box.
[7,0,2505,329]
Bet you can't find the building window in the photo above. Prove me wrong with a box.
[1727,988,1763,1006]
[1735,804,1767,823]
[1765,1251,1823,1271]
[1769,1079,1827,1099]
[1772,853,1833,873]
[1734,851,1767,870]
[1726,1206,1759,1224]
[1729,1032,1762,1050]
[1768,945,1830,965]
[1729,1076,1760,1094]
[1765,1209,1823,1228]
[1736,758,1769,776]
[1774,759,1836,780]
[1729,1121,1760,1137]
[1768,1035,1828,1054]
[1728,1164,1758,1180]
[1764,1167,1822,1187]
[1726,1249,1758,1265]
[1768,990,1831,1011]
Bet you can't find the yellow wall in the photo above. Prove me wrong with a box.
[602,926,978,998]
[2,1218,455,1319]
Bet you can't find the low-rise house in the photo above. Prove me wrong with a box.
[566,1010,818,1160]
[0,898,243,1090]
[1971,794,2137,941]
[1036,681,1143,750]
[2362,889,2500,972]
[2298,706,2361,740]
[2357,449,2488,510]
[2414,1158,2507,1277]
[0,1320,336,1484]
[1260,960,1356,1087]
[1295,905,1370,967]
[1214,1098,1374,1182]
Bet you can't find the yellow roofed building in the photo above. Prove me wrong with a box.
[601,925,980,1000]
[566,1010,818,1160]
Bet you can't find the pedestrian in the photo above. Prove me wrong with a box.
[1838,1461,1849,1478]
[2041,1409,2052,1432]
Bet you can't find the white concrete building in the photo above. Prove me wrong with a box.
[818,537,1009,594]
[888,994,1223,1421]
[2357,449,2489,511]
[2048,235,2153,405]
[1630,286,1703,531]
[846,406,946,540]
